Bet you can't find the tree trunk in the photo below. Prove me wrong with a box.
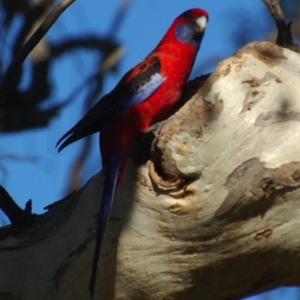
[1,41,300,300]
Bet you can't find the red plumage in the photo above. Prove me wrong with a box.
[101,8,208,183]
[57,8,208,298]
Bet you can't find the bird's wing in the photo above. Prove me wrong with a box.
[57,55,166,152]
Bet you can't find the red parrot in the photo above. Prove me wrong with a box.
[57,8,208,298]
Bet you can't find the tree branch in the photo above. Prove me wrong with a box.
[0,185,32,226]
[262,0,300,52]
[0,0,75,105]
[0,41,300,299]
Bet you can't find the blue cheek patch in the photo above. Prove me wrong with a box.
[125,73,167,108]
[175,23,199,46]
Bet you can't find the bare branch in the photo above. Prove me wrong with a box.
[0,185,33,226]
[108,0,133,36]
[0,0,75,105]
[0,40,300,300]
[0,154,38,162]
[262,0,300,52]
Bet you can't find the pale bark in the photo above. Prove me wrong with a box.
[1,41,300,300]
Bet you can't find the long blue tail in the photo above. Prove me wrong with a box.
[89,148,123,299]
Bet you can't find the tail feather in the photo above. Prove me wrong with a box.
[89,147,123,299]
[56,128,93,152]
[56,92,115,152]
[56,120,100,152]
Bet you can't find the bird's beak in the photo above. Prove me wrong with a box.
[195,16,207,32]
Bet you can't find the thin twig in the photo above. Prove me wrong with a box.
[262,0,300,53]
[108,0,133,36]
[0,154,38,162]
[0,0,76,104]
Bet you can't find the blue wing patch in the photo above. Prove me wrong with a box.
[56,55,166,152]
[124,73,166,108]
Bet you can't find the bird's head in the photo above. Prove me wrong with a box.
[160,8,209,49]
[174,8,208,47]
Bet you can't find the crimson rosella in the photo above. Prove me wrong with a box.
[57,8,208,298]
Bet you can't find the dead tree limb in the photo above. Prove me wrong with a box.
[0,41,300,300]
[0,0,75,104]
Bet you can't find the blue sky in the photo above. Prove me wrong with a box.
[1,1,298,299]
